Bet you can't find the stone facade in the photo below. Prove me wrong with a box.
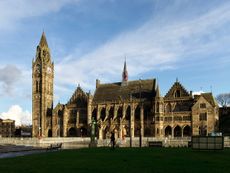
[0,119,15,137]
[32,33,219,139]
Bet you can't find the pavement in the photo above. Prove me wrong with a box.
[0,145,47,159]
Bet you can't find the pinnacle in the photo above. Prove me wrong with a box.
[39,31,49,47]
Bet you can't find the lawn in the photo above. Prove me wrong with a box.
[0,147,229,173]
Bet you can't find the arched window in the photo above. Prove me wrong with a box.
[174,90,181,98]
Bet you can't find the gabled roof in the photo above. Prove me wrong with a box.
[93,79,156,103]
[165,80,190,98]
[67,85,88,105]
[194,93,218,107]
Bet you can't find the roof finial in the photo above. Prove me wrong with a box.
[176,77,178,82]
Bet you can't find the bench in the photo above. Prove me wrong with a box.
[46,143,62,151]
[148,141,163,147]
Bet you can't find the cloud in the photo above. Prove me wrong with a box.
[0,0,80,31]
[54,1,230,97]
[0,105,31,126]
[0,65,22,95]
[193,91,204,96]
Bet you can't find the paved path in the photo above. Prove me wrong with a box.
[0,145,47,159]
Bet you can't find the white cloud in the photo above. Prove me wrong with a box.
[0,105,31,126]
[193,91,205,96]
[0,65,22,95]
[0,0,80,31]
[54,1,230,96]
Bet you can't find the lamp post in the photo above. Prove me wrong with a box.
[139,79,142,147]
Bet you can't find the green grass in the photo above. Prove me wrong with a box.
[0,147,229,173]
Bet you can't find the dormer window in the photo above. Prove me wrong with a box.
[174,90,181,98]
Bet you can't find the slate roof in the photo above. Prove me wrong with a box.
[194,93,218,107]
[93,79,156,103]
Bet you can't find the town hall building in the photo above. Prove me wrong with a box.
[32,32,219,139]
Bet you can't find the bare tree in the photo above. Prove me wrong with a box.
[216,93,230,107]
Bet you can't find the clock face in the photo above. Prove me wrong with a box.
[47,66,52,74]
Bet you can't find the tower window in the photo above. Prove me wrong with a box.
[36,81,39,93]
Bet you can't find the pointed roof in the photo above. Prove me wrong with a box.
[156,84,161,97]
[39,31,48,47]
[67,85,88,105]
[122,59,128,82]
[194,93,218,107]
[165,80,190,98]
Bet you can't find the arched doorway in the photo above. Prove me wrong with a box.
[165,126,172,137]
[68,127,77,137]
[174,125,182,137]
[183,125,191,137]
[48,129,52,137]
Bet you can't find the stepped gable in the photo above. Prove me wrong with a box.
[194,93,218,107]
[164,80,190,98]
[67,85,88,105]
[93,79,156,103]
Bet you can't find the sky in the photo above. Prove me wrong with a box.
[0,0,230,126]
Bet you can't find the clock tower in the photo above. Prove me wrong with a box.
[32,32,54,137]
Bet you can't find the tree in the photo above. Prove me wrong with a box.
[216,93,230,107]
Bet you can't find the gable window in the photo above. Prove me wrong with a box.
[174,90,181,98]
[199,113,207,121]
[200,103,206,109]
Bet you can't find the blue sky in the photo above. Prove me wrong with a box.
[0,0,230,125]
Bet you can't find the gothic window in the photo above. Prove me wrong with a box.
[165,104,171,112]
[174,116,182,121]
[183,116,191,121]
[174,90,181,98]
[199,113,207,121]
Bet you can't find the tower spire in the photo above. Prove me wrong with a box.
[156,84,161,97]
[122,58,128,82]
[39,31,48,48]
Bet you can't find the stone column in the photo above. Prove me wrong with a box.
[113,105,117,120]
[97,106,100,120]
[119,117,122,140]
[63,108,68,137]
[76,110,79,127]
[99,127,103,139]
[130,104,135,138]
[122,104,126,119]
[140,106,144,137]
